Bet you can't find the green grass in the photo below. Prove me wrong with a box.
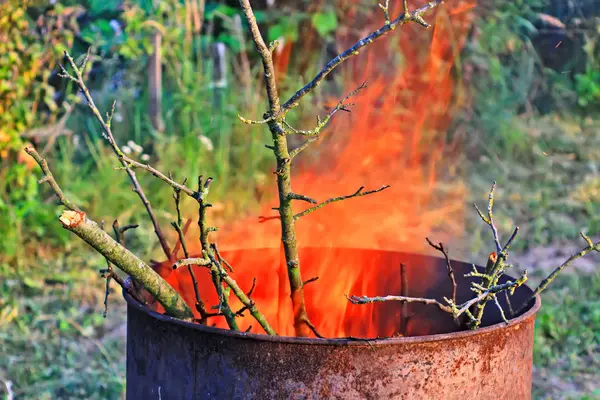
[533,272,600,399]
[0,256,127,400]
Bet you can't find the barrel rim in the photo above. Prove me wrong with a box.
[124,248,541,346]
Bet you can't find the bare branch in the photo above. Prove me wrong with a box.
[473,182,502,253]
[206,252,277,335]
[294,185,390,220]
[25,147,81,212]
[212,243,234,273]
[303,276,319,286]
[347,294,453,314]
[61,50,171,259]
[379,0,391,25]
[280,0,443,111]
[282,82,367,137]
[237,0,280,111]
[289,137,319,160]
[112,219,139,248]
[494,296,509,324]
[287,192,318,204]
[237,114,275,125]
[515,233,600,314]
[426,238,457,305]
[446,273,528,320]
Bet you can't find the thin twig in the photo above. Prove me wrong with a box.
[303,276,319,286]
[212,243,234,273]
[60,51,171,259]
[494,296,509,324]
[446,273,529,319]
[426,238,457,305]
[294,185,390,220]
[473,181,501,253]
[282,82,367,137]
[24,147,81,212]
[112,219,139,248]
[280,0,443,111]
[515,232,600,314]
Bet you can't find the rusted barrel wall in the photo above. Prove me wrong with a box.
[125,249,540,399]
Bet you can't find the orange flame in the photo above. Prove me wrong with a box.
[153,2,475,338]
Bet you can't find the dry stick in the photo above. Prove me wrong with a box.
[469,182,521,328]
[59,50,171,259]
[294,185,390,220]
[210,261,276,335]
[212,243,234,273]
[29,149,81,212]
[107,219,143,306]
[347,273,529,321]
[473,181,502,253]
[515,232,600,315]
[25,147,193,320]
[425,238,457,305]
[173,258,212,269]
[447,274,529,319]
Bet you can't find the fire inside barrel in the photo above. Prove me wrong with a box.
[151,1,481,338]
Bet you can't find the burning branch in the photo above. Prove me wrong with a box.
[26,145,193,320]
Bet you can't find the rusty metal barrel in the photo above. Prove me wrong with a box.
[125,248,540,399]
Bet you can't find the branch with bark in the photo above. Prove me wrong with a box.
[238,0,438,337]
[27,145,193,320]
[348,182,600,331]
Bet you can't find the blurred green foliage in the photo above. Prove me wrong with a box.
[1,0,599,398]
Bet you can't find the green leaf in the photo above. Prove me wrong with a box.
[311,11,338,38]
